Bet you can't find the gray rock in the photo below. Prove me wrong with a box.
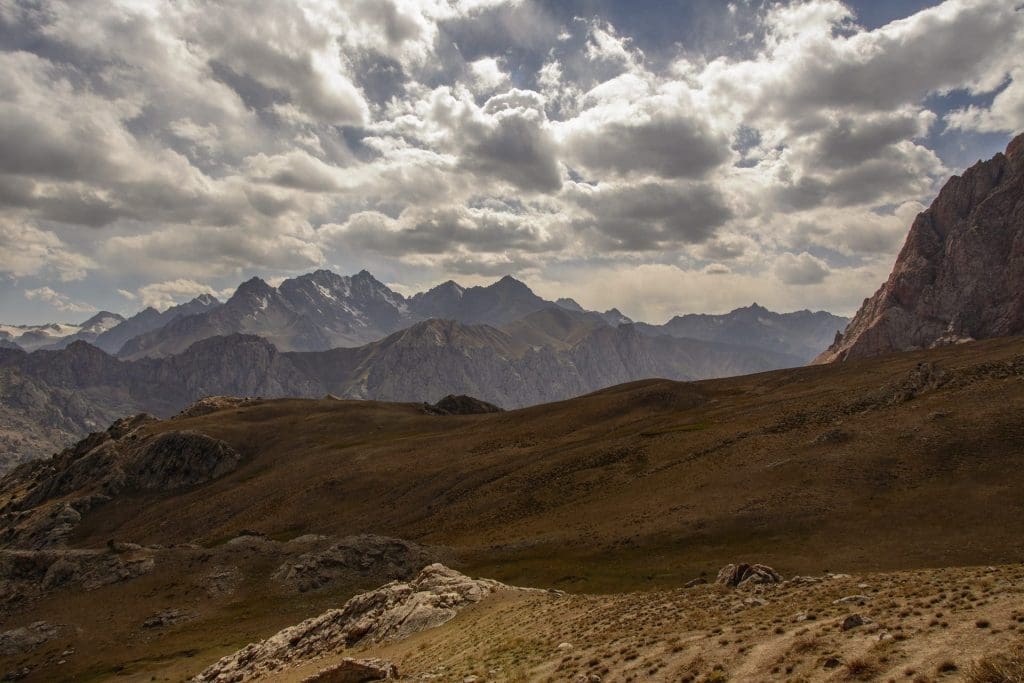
[301,658,397,682]
[272,535,443,593]
[193,564,538,682]
[841,614,870,631]
[715,563,782,587]
[0,621,64,656]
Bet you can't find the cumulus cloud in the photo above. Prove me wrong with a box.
[0,220,93,281]
[0,0,1020,321]
[775,252,831,285]
[132,279,226,310]
[24,286,94,313]
[468,57,510,92]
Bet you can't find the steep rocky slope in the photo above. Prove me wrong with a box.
[818,133,1024,362]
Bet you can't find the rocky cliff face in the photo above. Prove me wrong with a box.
[817,133,1024,363]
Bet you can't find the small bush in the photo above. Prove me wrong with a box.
[846,657,882,681]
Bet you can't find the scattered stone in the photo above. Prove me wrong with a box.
[557,642,573,650]
[833,595,872,605]
[174,396,258,419]
[684,577,707,588]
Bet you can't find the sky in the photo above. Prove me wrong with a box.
[0,0,1021,325]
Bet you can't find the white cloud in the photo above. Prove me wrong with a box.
[0,220,93,281]
[132,279,227,310]
[774,251,830,285]
[24,286,94,313]
[468,57,510,92]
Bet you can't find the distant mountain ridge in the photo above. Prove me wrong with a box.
[93,294,220,354]
[3,271,847,365]
[0,309,804,470]
[638,303,849,363]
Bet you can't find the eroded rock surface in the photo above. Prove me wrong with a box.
[193,564,528,682]
[716,563,783,588]
[0,621,65,656]
[817,133,1024,362]
[0,416,239,549]
[272,535,444,593]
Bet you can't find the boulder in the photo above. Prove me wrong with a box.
[841,614,869,631]
[715,563,782,588]
[301,658,398,682]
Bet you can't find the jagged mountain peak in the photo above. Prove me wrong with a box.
[491,274,531,290]
[79,311,125,329]
[233,276,274,296]
[555,297,585,312]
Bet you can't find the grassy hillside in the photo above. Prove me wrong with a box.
[4,337,1024,681]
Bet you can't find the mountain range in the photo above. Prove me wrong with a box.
[0,272,850,470]
[0,307,808,470]
[4,271,847,362]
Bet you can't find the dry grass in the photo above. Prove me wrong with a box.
[5,337,1024,680]
[965,643,1024,683]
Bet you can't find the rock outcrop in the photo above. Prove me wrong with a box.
[301,658,398,682]
[716,563,783,587]
[272,535,444,592]
[193,564,528,682]
[0,416,239,549]
[0,621,65,656]
[817,133,1024,362]
[424,394,503,416]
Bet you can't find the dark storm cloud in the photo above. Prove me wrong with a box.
[452,90,563,193]
[324,205,563,256]
[570,180,732,250]
[564,108,731,180]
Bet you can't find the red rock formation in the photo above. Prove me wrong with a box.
[816,133,1024,363]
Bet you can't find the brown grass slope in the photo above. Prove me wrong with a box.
[67,336,1024,589]
[3,337,1024,681]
